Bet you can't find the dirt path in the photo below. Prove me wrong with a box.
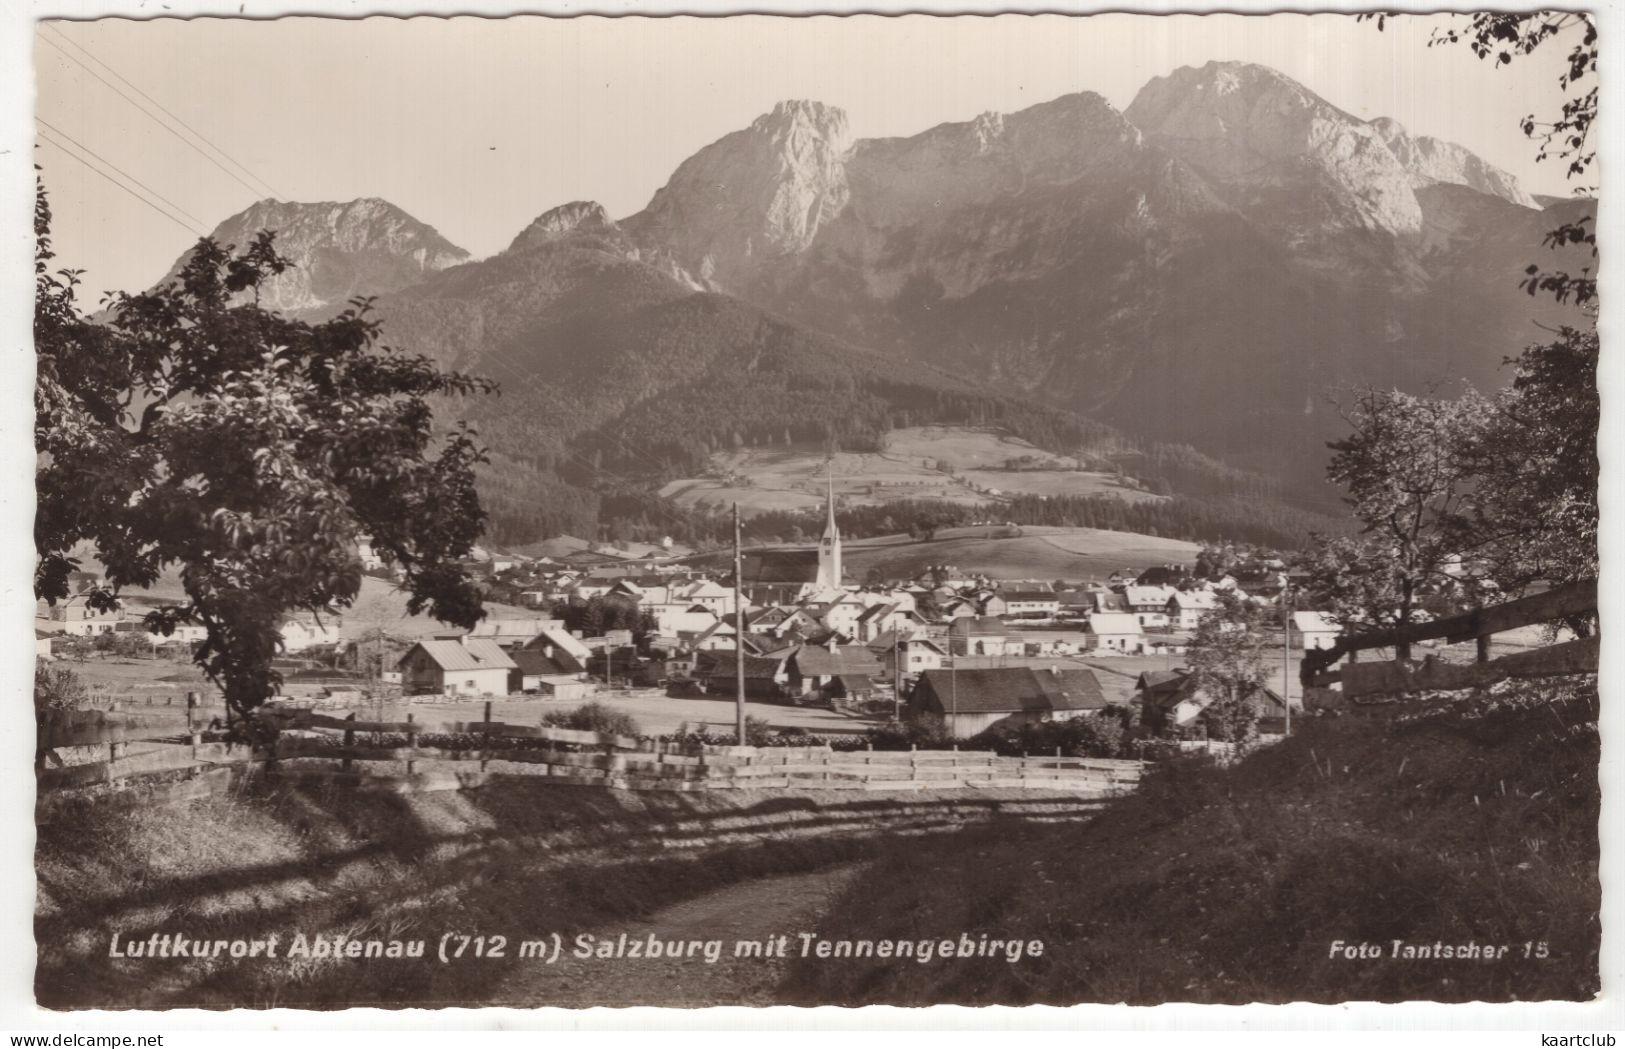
[492,864,864,1008]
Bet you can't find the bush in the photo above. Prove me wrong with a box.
[35,661,88,713]
[743,716,774,747]
[864,712,952,751]
[541,702,641,738]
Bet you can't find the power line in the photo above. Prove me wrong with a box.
[38,31,279,205]
[35,129,204,237]
[35,116,207,228]
[41,22,283,199]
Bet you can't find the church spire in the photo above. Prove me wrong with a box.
[816,461,842,590]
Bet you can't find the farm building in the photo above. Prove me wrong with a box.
[946,617,1022,656]
[786,642,884,701]
[1138,669,1295,738]
[908,666,1108,738]
[509,648,592,697]
[398,636,516,697]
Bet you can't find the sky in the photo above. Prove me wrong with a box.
[31,12,1580,301]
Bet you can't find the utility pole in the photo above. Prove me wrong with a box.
[893,630,903,721]
[733,502,747,745]
[1281,582,1293,737]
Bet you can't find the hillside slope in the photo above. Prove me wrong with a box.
[783,681,1600,1004]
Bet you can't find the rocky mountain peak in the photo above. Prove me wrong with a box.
[624,99,854,288]
[161,197,469,314]
[1126,61,1424,235]
[506,201,618,253]
[1371,117,1538,209]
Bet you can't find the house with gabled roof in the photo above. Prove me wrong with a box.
[1085,612,1144,654]
[399,635,516,697]
[786,642,884,700]
[908,666,1108,738]
[1167,590,1221,630]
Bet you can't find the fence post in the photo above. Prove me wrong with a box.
[342,712,356,773]
[107,740,125,786]
[406,712,417,777]
[1477,634,1493,664]
[481,701,492,773]
[187,691,201,775]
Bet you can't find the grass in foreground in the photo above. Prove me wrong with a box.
[781,681,1600,1005]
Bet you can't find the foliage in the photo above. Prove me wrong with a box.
[34,661,89,713]
[552,594,657,641]
[1184,591,1273,742]
[539,702,641,738]
[35,176,494,717]
[864,712,952,751]
[743,715,775,747]
[1301,389,1492,653]
[1458,325,1598,599]
[965,711,1129,759]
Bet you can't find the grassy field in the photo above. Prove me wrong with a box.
[781,679,1601,1005]
[662,426,1156,516]
[841,525,1196,583]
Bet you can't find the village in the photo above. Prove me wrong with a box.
[37,481,1399,749]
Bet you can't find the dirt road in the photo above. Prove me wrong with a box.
[493,864,863,1008]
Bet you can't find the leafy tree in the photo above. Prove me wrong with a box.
[35,176,494,720]
[1458,325,1599,604]
[1184,591,1272,742]
[1303,390,1490,657]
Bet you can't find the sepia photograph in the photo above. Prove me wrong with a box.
[25,7,1602,1014]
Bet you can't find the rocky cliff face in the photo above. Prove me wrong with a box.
[623,100,853,288]
[1371,117,1539,209]
[160,197,470,315]
[1125,61,1424,237]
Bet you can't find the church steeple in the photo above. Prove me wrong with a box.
[816,466,843,590]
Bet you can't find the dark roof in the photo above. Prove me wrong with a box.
[695,650,788,680]
[791,645,883,678]
[913,668,1055,714]
[1040,669,1108,711]
[948,616,1009,637]
[512,649,572,677]
[1003,591,1060,603]
[1136,566,1189,587]
[836,674,875,693]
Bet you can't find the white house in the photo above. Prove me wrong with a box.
[45,594,123,636]
[1166,591,1220,631]
[1123,585,1175,629]
[1292,610,1342,651]
[819,594,869,638]
[679,580,741,617]
[398,636,516,697]
[870,631,947,676]
[1086,612,1144,654]
[1000,591,1061,618]
[280,615,344,652]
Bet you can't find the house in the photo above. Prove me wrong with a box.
[280,615,343,653]
[1292,611,1341,651]
[398,636,517,697]
[1166,590,1220,631]
[980,593,1009,618]
[1138,669,1294,737]
[645,602,719,637]
[470,617,564,650]
[509,648,590,695]
[684,618,740,652]
[1000,591,1061,618]
[785,642,884,700]
[869,631,947,677]
[946,617,1023,657]
[45,594,123,636]
[1090,591,1130,615]
[853,603,923,643]
[695,649,793,701]
[908,666,1107,738]
[522,625,593,668]
[1136,565,1190,588]
[819,594,869,638]
[1085,612,1144,654]
[1123,586,1176,629]
[678,580,741,617]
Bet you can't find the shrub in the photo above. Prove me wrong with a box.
[541,702,641,738]
[35,661,88,713]
[865,712,952,751]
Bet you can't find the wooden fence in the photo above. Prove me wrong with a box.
[1301,578,1598,704]
[35,702,1142,800]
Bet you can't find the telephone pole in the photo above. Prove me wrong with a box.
[733,502,747,745]
[1282,582,1293,737]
